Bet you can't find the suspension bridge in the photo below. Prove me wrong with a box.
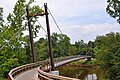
[0,3,93,80]
[8,55,91,80]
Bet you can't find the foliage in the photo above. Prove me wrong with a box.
[0,78,7,80]
[94,32,120,80]
[35,38,49,61]
[51,33,71,57]
[58,60,100,79]
[74,40,86,55]
[74,40,94,56]
[69,45,77,55]
[58,66,84,79]
[1,0,119,79]
[35,33,72,61]
[0,7,4,27]
[0,0,43,78]
[106,0,120,23]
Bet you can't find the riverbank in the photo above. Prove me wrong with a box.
[57,59,105,80]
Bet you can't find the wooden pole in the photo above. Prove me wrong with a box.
[44,3,55,71]
[26,7,36,63]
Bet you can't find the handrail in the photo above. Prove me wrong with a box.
[38,56,91,80]
[38,68,79,80]
[8,61,44,80]
[8,55,91,80]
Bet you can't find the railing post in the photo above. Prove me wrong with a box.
[8,75,11,80]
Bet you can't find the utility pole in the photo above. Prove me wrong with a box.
[44,3,55,71]
[26,7,36,63]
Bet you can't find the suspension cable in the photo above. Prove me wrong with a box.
[35,18,47,33]
[0,5,44,51]
[28,5,47,33]
[47,8,63,34]
[47,8,70,55]
[0,27,23,51]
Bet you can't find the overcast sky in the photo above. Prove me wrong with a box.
[0,0,120,43]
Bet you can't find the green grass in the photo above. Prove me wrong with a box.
[58,66,85,78]
[70,59,97,66]
[57,59,105,79]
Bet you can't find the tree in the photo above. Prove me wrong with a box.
[69,45,77,55]
[53,33,71,56]
[87,41,95,57]
[74,40,86,55]
[106,0,120,23]
[35,38,49,61]
[0,0,43,78]
[34,33,71,60]
[0,7,3,27]
[94,32,120,80]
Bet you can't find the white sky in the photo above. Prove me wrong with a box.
[0,0,120,43]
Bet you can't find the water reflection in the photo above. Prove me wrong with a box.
[85,74,97,80]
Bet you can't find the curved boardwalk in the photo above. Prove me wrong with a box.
[12,56,89,80]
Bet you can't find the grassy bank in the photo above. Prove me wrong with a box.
[57,59,105,80]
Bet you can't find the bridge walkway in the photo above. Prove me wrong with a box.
[15,68,39,80]
[14,56,88,80]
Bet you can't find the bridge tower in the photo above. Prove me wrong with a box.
[26,3,55,71]
[44,3,55,71]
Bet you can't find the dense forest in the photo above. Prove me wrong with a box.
[0,0,120,80]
